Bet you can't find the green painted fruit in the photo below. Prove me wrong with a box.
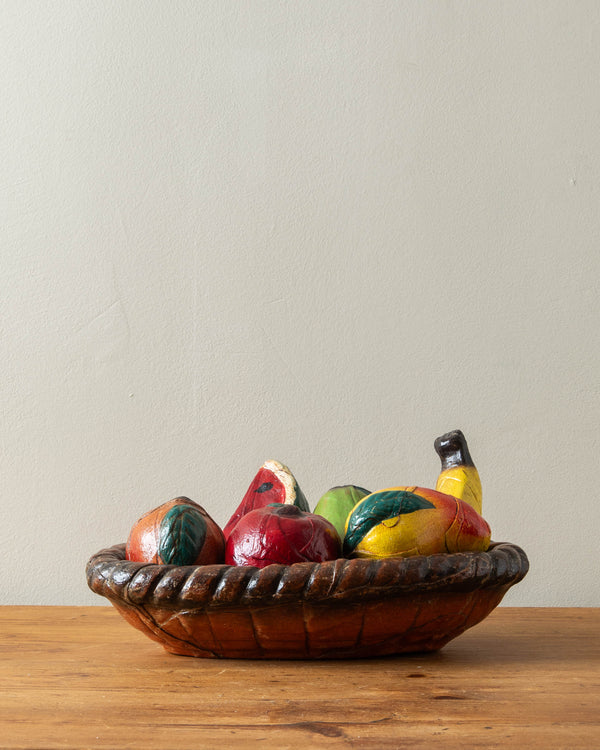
[313,485,370,540]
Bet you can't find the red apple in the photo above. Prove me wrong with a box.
[225,503,342,568]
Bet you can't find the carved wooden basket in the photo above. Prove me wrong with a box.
[86,541,528,659]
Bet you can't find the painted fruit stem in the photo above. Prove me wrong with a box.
[435,430,474,468]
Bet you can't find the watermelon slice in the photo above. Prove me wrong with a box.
[223,460,309,539]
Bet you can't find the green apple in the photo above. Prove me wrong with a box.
[313,485,370,541]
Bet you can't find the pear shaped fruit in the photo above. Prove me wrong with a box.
[223,460,309,540]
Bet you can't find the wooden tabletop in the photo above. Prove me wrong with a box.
[0,606,598,749]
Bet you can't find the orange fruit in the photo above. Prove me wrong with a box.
[126,496,225,565]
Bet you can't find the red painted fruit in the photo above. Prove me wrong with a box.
[225,503,341,568]
[223,459,309,540]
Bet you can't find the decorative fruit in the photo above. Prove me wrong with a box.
[223,460,309,539]
[126,497,225,565]
[343,486,491,559]
[313,485,370,539]
[225,503,341,568]
[435,429,482,514]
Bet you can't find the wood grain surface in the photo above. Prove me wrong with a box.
[0,607,598,749]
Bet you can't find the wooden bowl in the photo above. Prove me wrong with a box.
[86,542,528,659]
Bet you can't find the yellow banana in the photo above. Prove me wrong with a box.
[434,430,482,515]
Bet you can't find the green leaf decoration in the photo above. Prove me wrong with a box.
[158,505,207,565]
[292,482,310,511]
[343,490,435,554]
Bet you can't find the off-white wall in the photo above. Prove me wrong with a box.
[2,1,598,606]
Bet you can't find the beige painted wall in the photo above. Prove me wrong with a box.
[2,1,598,605]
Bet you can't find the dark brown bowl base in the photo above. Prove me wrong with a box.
[87,542,528,659]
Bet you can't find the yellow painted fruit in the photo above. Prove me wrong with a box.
[434,430,482,514]
[343,486,491,559]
